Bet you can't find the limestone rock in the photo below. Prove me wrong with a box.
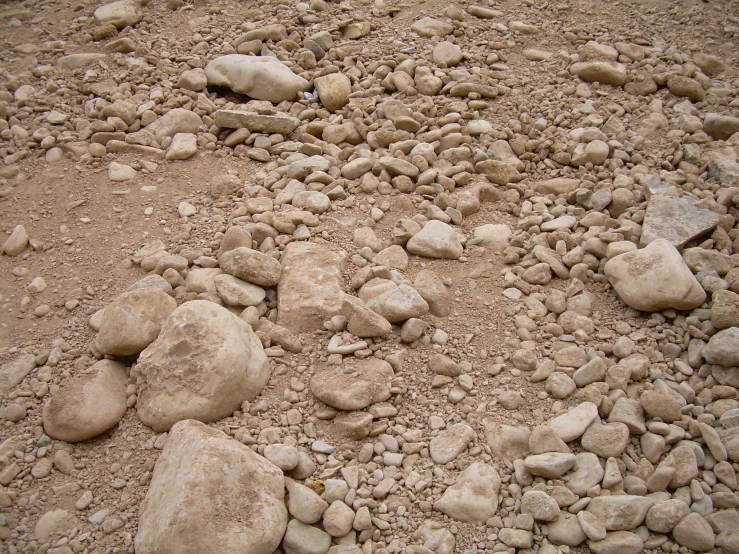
[586,495,653,530]
[343,295,392,338]
[640,195,719,247]
[135,420,287,554]
[214,110,300,134]
[413,269,451,317]
[145,108,202,141]
[220,247,282,287]
[166,133,197,160]
[310,359,393,411]
[314,73,351,113]
[94,0,142,29]
[136,301,270,432]
[215,274,266,307]
[430,423,475,464]
[42,360,128,443]
[205,55,310,103]
[672,512,715,552]
[2,225,29,256]
[407,220,463,259]
[703,327,739,367]
[0,354,36,396]
[604,239,706,312]
[366,284,429,323]
[570,61,627,86]
[433,463,500,523]
[411,17,453,37]
[96,288,177,357]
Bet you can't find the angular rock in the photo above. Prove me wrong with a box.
[640,195,719,247]
[277,243,348,334]
[433,463,500,523]
[220,247,282,287]
[411,17,453,37]
[366,284,429,323]
[342,295,392,338]
[136,301,270,432]
[42,360,128,442]
[521,490,561,521]
[314,73,351,113]
[135,420,287,554]
[205,55,310,103]
[215,275,265,307]
[2,224,29,256]
[407,220,463,259]
[604,239,706,311]
[213,110,300,134]
[586,495,653,531]
[430,423,475,464]
[165,133,197,160]
[145,108,202,141]
[310,359,393,411]
[547,401,599,441]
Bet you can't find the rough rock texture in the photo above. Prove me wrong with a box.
[204,55,310,102]
[310,359,393,411]
[433,463,500,523]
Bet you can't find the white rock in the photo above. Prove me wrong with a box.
[434,463,500,523]
[165,133,197,160]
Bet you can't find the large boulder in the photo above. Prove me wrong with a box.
[277,242,348,334]
[136,301,270,432]
[604,239,705,312]
[135,420,287,554]
[204,55,310,103]
[42,360,128,442]
[96,288,177,357]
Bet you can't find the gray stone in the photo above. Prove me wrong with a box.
[640,196,720,248]
[213,110,300,134]
[430,423,475,464]
[586,495,653,531]
[703,327,739,366]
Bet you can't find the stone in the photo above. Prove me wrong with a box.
[283,519,331,554]
[645,499,690,533]
[135,420,287,554]
[524,453,576,478]
[413,269,451,317]
[165,133,198,160]
[570,61,627,86]
[433,463,500,523]
[604,239,706,312]
[286,479,328,524]
[205,55,310,103]
[430,423,475,464]
[657,445,699,488]
[220,247,282,287]
[334,411,372,439]
[366,284,429,323]
[433,42,462,66]
[94,0,141,29]
[535,178,580,195]
[472,224,511,252]
[407,220,463,259]
[136,301,270,432]
[0,354,36,396]
[310,359,393,411]
[215,275,266,307]
[529,425,569,454]
[667,75,705,103]
[314,73,351,113]
[2,225,29,256]
[581,421,630,458]
[42,360,128,443]
[35,509,80,539]
[411,17,453,37]
[640,196,719,247]
[499,528,533,549]
[564,452,605,496]
[578,510,607,541]
[672,512,715,552]
[145,108,203,141]
[587,531,643,554]
[277,243,348,334]
[704,112,739,140]
[322,501,354,537]
[484,423,531,462]
[96,288,177,357]
[640,389,682,423]
[703,327,739,366]
[521,490,561,521]
[343,295,392,338]
[263,445,299,471]
[213,110,300,134]
[586,495,653,530]
[177,69,208,92]
[711,290,739,329]
[109,161,137,181]
[548,401,599,441]
[547,512,587,546]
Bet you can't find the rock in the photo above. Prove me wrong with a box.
[656,444,698,488]
[703,113,739,141]
[407,220,463,259]
[535,178,580,195]
[283,519,331,554]
[570,61,627,86]
[711,290,739,329]
[213,110,300,134]
[563,452,605,496]
[263,444,299,471]
[314,73,351,113]
[286,479,328,523]
[0,354,36,396]
[472,224,510,252]
[135,420,287,554]
[220,247,282,287]
[548,512,587,546]
[413,270,451,317]
[581,420,630,458]
[521,490,561,521]
[645,499,690,533]
[578,510,607,541]
[586,495,653,530]
[524,452,576,478]
[604,239,706,311]
[109,161,137,182]
[667,75,705,103]
[322,501,354,537]
[484,423,531,462]
[205,55,310,103]
[640,389,682,423]
[292,191,330,214]
[35,509,80,539]
[694,53,726,76]
[145,108,203,141]
[2,225,29,256]
[310,359,393,411]
[499,528,533,549]
[177,69,208,92]
[672,512,715,552]
[42,360,128,442]
[96,288,177,357]
[433,463,500,523]
[411,17,453,37]
[342,295,392,338]
[547,401,599,441]
[215,275,265,307]
[94,0,141,29]
[430,423,475,464]
[433,42,462,66]
[587,531,643,554]
[529,425,569,454]
[640,195,719,247]
[136,301,270,432]
[277,243,347,334]
[703,327,739,366]
[165,133,198,160]
[366,284,429,323]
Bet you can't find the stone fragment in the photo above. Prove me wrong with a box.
[166,133,197,160]
[2,225,29,256]
[94,0,141,29]
[703,327,739,366]
[411,17,453,37]
[570,61,627,86]
[220,247,282,287]
[0,354,36,396]
[145,108,203,141]
[523,452,576,478]
[314,73,351,113]
[366,284,429,323]
[672,512,715,552]
[640,195,719,247]
[521,490,560,521]
[547,401,599,441]
[586,496,653,530]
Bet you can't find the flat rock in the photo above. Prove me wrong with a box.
[586,495,653,530]
[433,463,500,523]
[214,274,266,307]
[704,112,739,141]
[220,247,282,287]
[407,220,463,259]
[640,195,720,247]
[366,284,429,323]
[213,110,300,134]
[310,359,394,411]
[35,509,80,540]
[587,531,643,554]
[277,242,348,334]
[411,17,453,37]
[484,422,531,462]
[136,301,270,432]
[430,423,475,464]
[524,452,576,478]
[604,239,706,312]
[547,401,599,442]
[581,420,630,458]
[205,55,310,103]
[96,288,177,357]
[563,452,604,496]
[135,420,287,554]
[145,108,202,141]
[342,295,392,338]
[570,61,627,86]
[0,353,36,396]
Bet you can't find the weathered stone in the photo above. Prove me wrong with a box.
[433,463,500,523]
[310,359,393,411]
[640,195,719,247]
[213,110,300,134]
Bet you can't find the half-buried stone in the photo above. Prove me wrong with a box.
[42,360,128,442]
[406,220,464,259]
[366,284,429,323]
[310,359,394,411]
[135,300,270,432]
[434,463,500,523]
[135,419,287,554]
